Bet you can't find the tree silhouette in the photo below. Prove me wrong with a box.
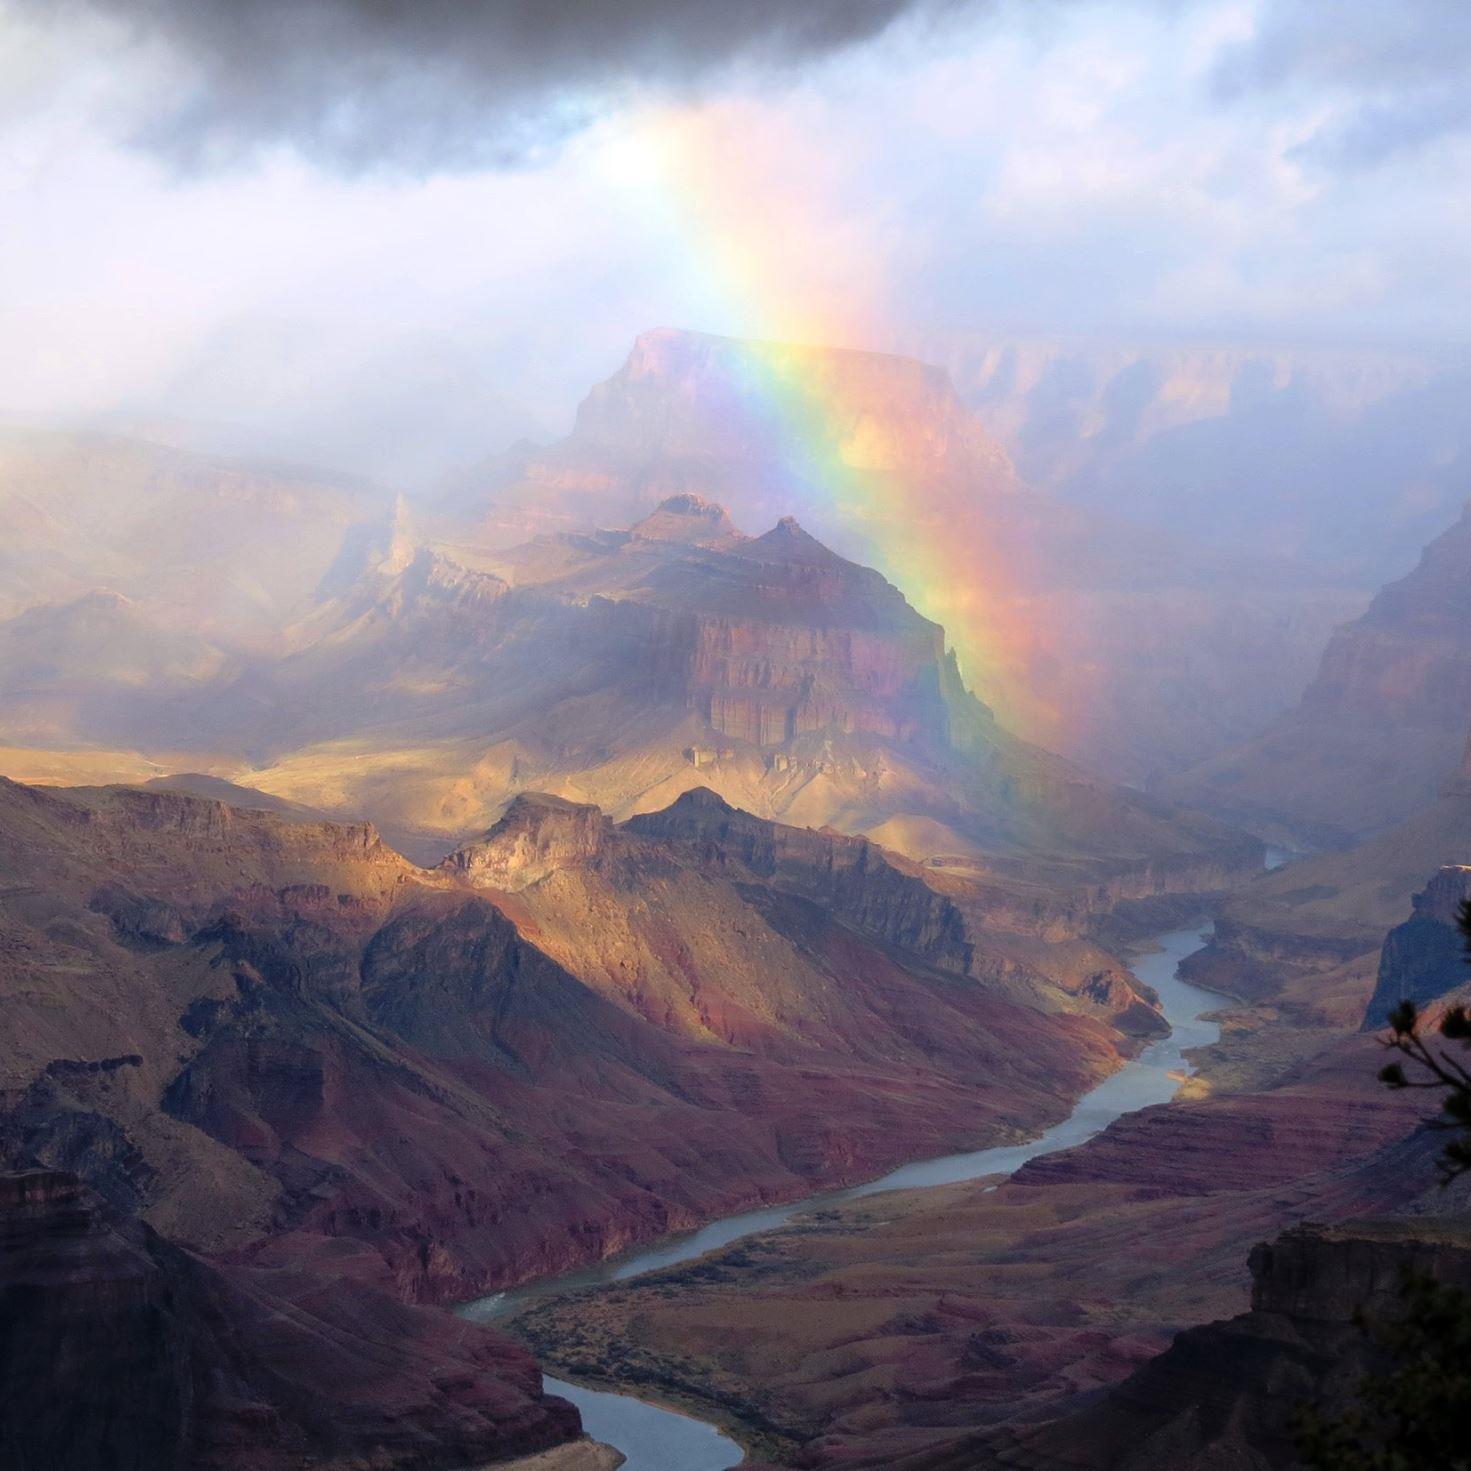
[1293,898,1471,1469]
[1376,897,1471,1179]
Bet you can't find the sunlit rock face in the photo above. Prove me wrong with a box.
[0,775,1139,1311]
[614,513,957,750]
[194,495,1262,901]
[1167,500,1471,845]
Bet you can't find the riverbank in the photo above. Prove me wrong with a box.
[465,929,1231,1470]
[503,928,1433,1470]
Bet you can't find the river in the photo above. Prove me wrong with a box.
[460,926,1224,1470]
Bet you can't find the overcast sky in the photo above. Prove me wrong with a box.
[3,0,1469,484]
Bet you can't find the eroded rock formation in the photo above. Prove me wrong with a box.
[0,775,1152,1312]
[0,1168,579,1471]
[1364,863,1471,1027]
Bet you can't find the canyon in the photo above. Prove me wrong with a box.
[439,329,1367,786]
[0,333,1373,797]
[0,774,1170,1303]
[4,327,1471,1471]
[497,903,1461,1470]
[0,431,1267,894]
[0,741,1231,1468]
[1168,496,1471,845]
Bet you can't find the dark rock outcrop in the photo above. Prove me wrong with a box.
[928,1219,1471,1471]
[1363,863,1471,1027]
[0,1168,578,1471]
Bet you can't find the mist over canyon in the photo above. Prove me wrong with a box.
[7,3,1471,1469]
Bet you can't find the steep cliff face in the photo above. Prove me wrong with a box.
[559,510,955,752]
[926,1220,1471,1471]
[1363,864,1471,1028]
[1168,500,1471,844]
[0,1168,580,1471]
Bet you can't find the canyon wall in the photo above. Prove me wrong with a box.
[935,1219,1471,1471]
[1169,500,1471,844]
[1364,863,1471,1027]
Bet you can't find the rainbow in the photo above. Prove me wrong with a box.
[596,102,1063,746]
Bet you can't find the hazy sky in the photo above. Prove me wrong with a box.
[3,0,1469,483]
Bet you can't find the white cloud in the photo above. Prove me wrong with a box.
[0,0,1466,485]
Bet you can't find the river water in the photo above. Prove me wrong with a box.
[461,927,1223,1470]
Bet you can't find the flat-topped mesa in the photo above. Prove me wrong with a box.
[441,792,612,891]
[575,327,1017,481]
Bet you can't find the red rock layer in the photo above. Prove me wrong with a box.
[508,1030,1434,1471]
[0,776,1132,1310]
[887,1217,1471,1471]
[0,1168,578,1471]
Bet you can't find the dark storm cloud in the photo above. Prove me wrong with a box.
[41,0,951,171]
[1211,0,1471,170]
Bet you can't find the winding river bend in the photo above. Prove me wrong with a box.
[460,927,1223,1470]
